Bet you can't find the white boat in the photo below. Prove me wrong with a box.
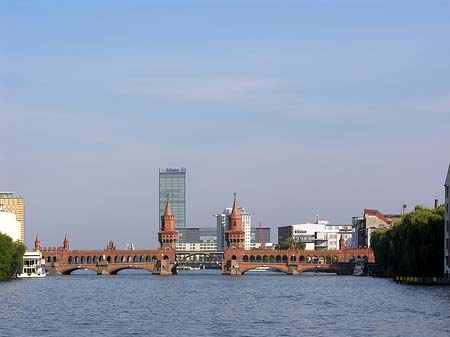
[247,266,270,272]
[16,251,47,279]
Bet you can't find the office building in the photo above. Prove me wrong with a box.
[0,205,21,242]
[176,227,217,251]
[0,192,24,243]
[215,206,253,250]
[445,165,450,279]
[352,208,402,247]
[250,226,272,249]
[278,221,353,250]
[159,168,186,229]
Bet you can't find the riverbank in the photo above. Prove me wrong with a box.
[395,276,450,285]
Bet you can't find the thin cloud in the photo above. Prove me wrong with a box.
[117,76,288,102]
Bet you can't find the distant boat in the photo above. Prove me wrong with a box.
[247,266,270,272]
[16,251,46,279]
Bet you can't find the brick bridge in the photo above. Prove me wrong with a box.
[37,195,374,276]
[222,246,374,275]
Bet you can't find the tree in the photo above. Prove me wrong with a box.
[371,205,444,277]
[274,237,306,250]
[0,233,26,280]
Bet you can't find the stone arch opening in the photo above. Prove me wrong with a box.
[325,256,331,264]
[87,256,93,264]
[80,256,86,264]
[282,255,288,263]
[133,256,139,263]
[290,255,296,262]
[68,256,73,264]
[333,256,338,263]
[115,256,120,263]
[93,256,98,263]
[75,256,80,264]
[269,255,275,263]
[243,255,249,262]
[250,255,255,262]
[163,255,169,260]
[140,255,145,262]
[300,255,305,262]
[263,256,268,262]
[318,256,325,264]
[256,255,262,262]
[276,255,281,263]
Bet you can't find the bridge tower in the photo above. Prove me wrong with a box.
[158,196,178,250]
[34,234,41,252]
[225,193,245,249]
[63,234,69,251]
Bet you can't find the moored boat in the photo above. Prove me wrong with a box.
[16,251,46,279]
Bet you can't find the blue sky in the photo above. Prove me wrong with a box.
[1,1,449,249]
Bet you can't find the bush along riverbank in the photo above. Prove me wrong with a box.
[0,233,26,280]
[371,205,445,284]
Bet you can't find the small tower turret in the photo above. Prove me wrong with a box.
[34,234,41,252]
[225,193,245,249]
[158,196,178,250]
[63,234,69,251]
[339,235,346,250]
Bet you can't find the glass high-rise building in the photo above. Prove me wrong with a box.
[159,168,186,229]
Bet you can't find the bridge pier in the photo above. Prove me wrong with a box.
[45,262,62,275]
[97,261,110,275]
[153,260,176,276]
[287,264,299,275]
[222,260,243,275]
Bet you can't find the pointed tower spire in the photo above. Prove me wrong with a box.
[164,194,173,217]
[231,192,238,216]
[34,234,41,252]
[63,234,69,251]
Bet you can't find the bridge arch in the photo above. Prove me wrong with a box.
[240,264,291,275]
[62,266,98,275]
[109,265,155,275]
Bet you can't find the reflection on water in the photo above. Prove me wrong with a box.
[0,270,449,337]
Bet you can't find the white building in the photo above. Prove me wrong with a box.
[445,165,450,279]
[215,207,253,250]
[0,206,21,242]
[278,221,353,250]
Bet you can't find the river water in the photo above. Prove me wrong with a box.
[1,270,449,337]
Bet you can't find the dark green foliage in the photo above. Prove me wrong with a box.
[274,237,306,250]
[0,233,26,280]
[371,205,444,277]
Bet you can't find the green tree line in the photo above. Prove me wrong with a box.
[371,205,444,277]
[274,237,306,250]
[0,233,26,280]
